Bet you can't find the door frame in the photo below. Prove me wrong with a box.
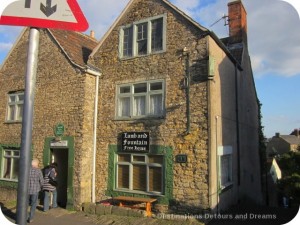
[43,136,74,210]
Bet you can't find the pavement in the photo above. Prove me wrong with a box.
[0,202,203,225]
[1,201,299,225]
[207,203,299,225]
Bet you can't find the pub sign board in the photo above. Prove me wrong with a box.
[121,132,150,153]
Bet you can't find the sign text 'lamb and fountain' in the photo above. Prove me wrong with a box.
[121,132,150,153]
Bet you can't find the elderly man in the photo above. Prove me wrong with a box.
[28,159,44,223]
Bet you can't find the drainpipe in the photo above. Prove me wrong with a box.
[183,48,191,134]
[85,67,101,203]
[234,64,240,186]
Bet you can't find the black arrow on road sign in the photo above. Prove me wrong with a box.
[25,0,31,8]
[40,0,57,17]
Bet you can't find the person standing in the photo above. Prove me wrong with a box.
[28,159,44,223]
[43,162,58,211]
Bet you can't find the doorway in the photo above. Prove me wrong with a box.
[51,148,68,208]
[44,136,75,209]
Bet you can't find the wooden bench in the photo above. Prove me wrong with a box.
[113,196,157,217]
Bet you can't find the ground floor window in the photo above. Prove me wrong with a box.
[218,146,233,189]
[1,149,20,181]
[116,154,164,194]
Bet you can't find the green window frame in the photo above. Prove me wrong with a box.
[107,145,173,205]
[0,148,20,181]
[116,153,164,194]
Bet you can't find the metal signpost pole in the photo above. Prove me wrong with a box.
[16,27,40,225]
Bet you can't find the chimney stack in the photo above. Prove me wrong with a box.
[90,30,95,39]
[294,129,299,138]
[227,0,247,45]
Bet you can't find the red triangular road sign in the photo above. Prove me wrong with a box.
[0,0,89,31]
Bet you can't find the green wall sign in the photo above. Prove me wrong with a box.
[54,123,65,137]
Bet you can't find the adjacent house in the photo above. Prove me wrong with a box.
[0,28,99,209]
[0,0,263,213]
[266,130,300,158]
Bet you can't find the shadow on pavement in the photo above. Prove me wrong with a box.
[207,204,299,225]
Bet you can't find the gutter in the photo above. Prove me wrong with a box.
[85,65,102,204]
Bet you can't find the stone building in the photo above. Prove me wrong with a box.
[266,130,300,158]
[0,0,262,213]
[0,28,99,209]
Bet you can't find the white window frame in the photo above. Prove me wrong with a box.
[116,80,165,119]
[119,14,167,58]
[116,153,164,195]
[0,149,20,181]
[6,92,24,122]
[218,146,233,189]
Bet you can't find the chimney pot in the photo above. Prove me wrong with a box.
[275,132,280,138]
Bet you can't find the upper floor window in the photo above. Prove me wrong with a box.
[116,80,165,119]
[6,92,24,122]
[119,15,166,58]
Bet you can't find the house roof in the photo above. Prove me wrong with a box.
[89,0,242,69]
[280,135,300,145]
[48,29,98,69]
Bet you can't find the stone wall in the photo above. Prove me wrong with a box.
[91,0,210,212]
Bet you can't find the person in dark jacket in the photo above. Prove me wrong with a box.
[43,162,58,211]
[28,159,44,223]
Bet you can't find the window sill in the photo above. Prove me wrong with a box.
[114,189,164,197]
[0,178,18,183]
[119,50,166,61]
[4,121,22,124]
[114,116,165,121]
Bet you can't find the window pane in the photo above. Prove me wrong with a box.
[3,158,12,179]
[123,27,133,57]
[12,158,19,180]
[133,165,147,191]
[118,97,130,117]
[120,86,131,94]
[134,83,147,93]
[137,23,148,55]
[149,167,162,192]
[118,165,130,189]
[150,82,162,91]
[149,155,163,164]
[17,104,23,120]
[133,96,146,116]
[18,94,24,102]
[151,18,163,52]
[8,105,15,120]
[137,40,147,55]
[4,150,12,156]
[118,154,131,162]
[150,94,163,115]
[133,155,145,162]
[9,96,15,102]
[137,23,147,40]
[221,155,231,185]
